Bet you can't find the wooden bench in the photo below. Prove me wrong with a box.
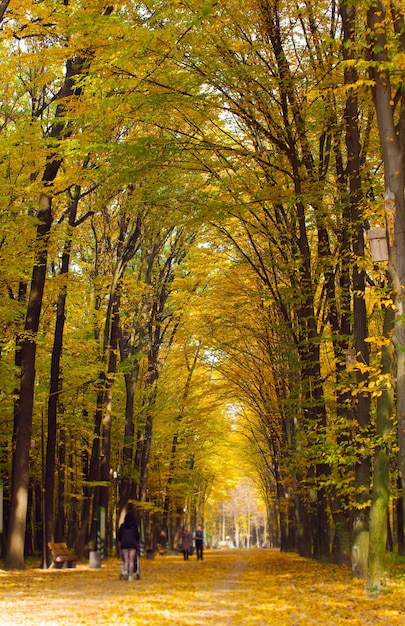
[156,543,168,556]
[48,542,79,569]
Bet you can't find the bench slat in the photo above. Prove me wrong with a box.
[48,542,79,569]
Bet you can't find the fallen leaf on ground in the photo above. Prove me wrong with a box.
[0,549,404,625]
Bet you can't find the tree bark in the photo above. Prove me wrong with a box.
[396,477,405,555]
[44,188,80,566]
[5,194,52,570]
[367,1,405,541]
[4,52,88,569]
[340,0,372,578]
[83,214,142,553]
[368,304,395,590]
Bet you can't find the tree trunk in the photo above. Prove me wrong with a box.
[55,426,66,543]
[367,304,395,590]
[99,288,121,553]
[367,0,405,543]
[44,190,80,566]
[4,53,88,569]
[396,477,405,555]
[339,0,372,579]
[5,194,52,570]
[162,344,200,532]
[76,401,103,556]
[85,215,141,553]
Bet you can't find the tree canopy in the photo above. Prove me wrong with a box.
[0,0,404,591]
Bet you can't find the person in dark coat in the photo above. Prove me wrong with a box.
[117,511,140,580]
[180,526,192,560]
[195,524,204,560]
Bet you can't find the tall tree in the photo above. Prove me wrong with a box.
[5,2,114,570]
[44,181,97,563]
[340,0,371,579]
[368,302,395,590]
[366,0,405,577]
[5,56,86,570]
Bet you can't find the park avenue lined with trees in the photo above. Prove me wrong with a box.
[1,0,405,595]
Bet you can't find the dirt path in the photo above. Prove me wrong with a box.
[1,549,404,625]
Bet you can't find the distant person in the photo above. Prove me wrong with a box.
[180,526,192,560]
[117,511,140,580]
[159,528,167,548]
[195,524,204,560]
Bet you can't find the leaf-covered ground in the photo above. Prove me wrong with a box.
[1,548,405,625]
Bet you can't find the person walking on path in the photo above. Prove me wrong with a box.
[180,526,192,560]
[117,510,140,580]
[195,524,204,560]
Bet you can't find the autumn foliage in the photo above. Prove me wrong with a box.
[1,549,405,625]
[1,0,405,598]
